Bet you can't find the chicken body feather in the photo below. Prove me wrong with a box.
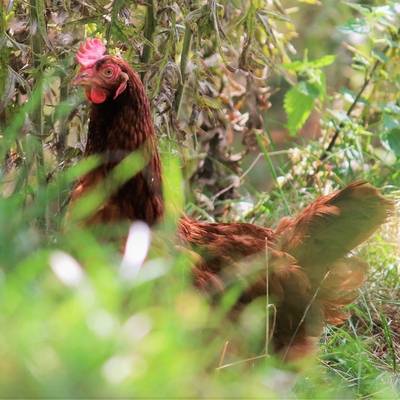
[71,40,393,361]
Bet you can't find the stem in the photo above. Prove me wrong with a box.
[255,132,290,214]
[30,0,45,184]
[264,237,270,354]
[0,6,8,130]
[140,0,156,78]
[30,0,48,232]
[320,46,389,161]
[56,76,69,160]
[175,24,192,115]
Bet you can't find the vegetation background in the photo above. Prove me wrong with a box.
[0,0,399,397]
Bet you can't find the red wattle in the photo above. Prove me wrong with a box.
[86,88,107,104]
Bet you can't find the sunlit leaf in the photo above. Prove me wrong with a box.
[284,85,314,136]
[283,54,335,71]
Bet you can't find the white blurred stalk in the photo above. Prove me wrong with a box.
[120,221,151,280]
[50,251,85,287]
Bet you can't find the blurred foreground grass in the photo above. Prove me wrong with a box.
[0,132,398,397]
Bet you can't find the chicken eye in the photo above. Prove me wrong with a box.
[102,67,114,77]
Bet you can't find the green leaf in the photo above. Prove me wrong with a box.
[386,128,400,156]
[307,55,336,69]
[339,18,369,34]
[283,54,335,72]
[284,86,315,136]
[297,81,321,98]
[372,49,389,63]
[105,0,126,41]
[343,2,371,15]
[383,103,400,115]
[382,113,400,131]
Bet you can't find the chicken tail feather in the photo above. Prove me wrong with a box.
[275,181,393,284]
[272,182,393,361]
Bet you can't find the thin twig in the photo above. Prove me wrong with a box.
[175,23,192,116]
[265,238,270,353]
[320,45,389,161]
[216,238,277,371]
[264,237,277,354]
[217,340,230,370]
[215,353,270,370]
[255,132,291,214]
[211,152,263,201]
[282,271,331,361]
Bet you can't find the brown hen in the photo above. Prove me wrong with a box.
[70,39,393,361]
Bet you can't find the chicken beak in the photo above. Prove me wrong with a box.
[72,68,94,87]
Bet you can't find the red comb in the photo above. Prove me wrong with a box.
[76,38,106,68]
